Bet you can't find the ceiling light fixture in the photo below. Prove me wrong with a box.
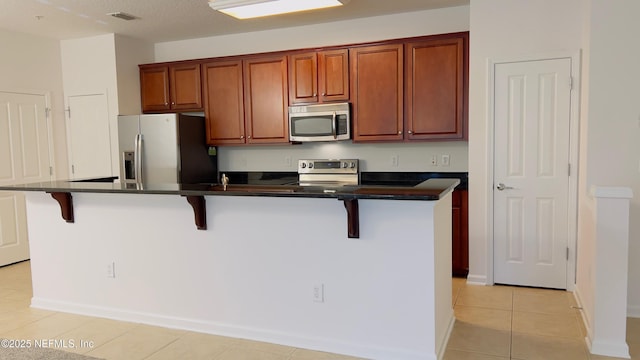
[208,0,349,19]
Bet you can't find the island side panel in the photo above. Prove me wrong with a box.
[24,191,443,360]
[433,191,455,355]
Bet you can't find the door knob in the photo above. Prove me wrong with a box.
[496,183,514,191]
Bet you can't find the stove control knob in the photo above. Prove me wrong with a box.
[350,162,356,168]
[301,162,307,168]
[342,162,348,168]
[309,163,314,168]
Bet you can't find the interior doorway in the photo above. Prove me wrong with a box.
[0,92,53,266]
[492,57,577,289]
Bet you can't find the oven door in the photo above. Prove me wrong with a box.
[289,111,350,142]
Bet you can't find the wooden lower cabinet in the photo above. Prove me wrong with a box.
[452,189,469,277]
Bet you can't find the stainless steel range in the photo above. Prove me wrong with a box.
[297,159,359,187]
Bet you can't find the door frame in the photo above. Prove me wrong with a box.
[486,51,581,290]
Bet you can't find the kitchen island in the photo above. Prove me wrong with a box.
[0,178,458,360]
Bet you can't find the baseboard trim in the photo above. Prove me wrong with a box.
[31,297,439,360]
[572,287,591,332]
[628,304,640,318]
[436,312,455,360]
[589,340,630,359]
[465,274,487,285]
[574,288,631,359]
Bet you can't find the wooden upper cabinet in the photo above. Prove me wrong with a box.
[140,62,203,113]
[406,36,466,140]
[202,60,245,145]
[141,32,468,143]
[350,44,403,142]
[319,49,349,103]
[169,63,203,111]
[243,55,289,144]
[289,52,318,104]
[140,66,170,112]
[289,49,349,104]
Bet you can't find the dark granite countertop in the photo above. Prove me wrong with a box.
[222,171,468,189]
[0,177,460,201]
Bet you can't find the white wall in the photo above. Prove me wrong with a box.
[114,34,154,115]
[218,142,468,172]
[61,34,154,177]
[468,0,585,284]
[469,0,640,318]
[155,6,470,62]
[0,29,68,178]
[155,6,470,173]
[576,1,640,318]
[61,34,119,177]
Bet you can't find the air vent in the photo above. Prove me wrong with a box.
[107,12,138,21]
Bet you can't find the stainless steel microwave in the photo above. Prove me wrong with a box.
[289,102,351,142]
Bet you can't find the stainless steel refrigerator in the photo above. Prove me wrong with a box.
[117,114,218,184]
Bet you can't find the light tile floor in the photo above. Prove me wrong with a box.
[447,277,640,360]
[0,261,637,360]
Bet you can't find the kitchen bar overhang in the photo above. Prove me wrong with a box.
[0,178,459,239]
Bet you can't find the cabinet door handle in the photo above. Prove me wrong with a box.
[313,93,317,97]
[398,131,402,135]
[247,135,251,139]
[321,93,326,96]
[408,130,413,134]
[240,135,244,139]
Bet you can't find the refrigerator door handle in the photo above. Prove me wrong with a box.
[135,134,143,184]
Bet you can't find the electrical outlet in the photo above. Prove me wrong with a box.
[313,283,324,303]
[106,262,115,278]
[430,155,437,166]
[391,155,399,167]
[441,154,450,167]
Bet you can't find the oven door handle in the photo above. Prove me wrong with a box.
[332,111,337,139]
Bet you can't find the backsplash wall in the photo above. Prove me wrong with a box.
[217,141,468,173]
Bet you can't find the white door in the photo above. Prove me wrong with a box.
[0,92,52,266]
[493,58,572,289]
[67,94,112,179]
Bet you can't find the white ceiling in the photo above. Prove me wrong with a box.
[0,0,469,43]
